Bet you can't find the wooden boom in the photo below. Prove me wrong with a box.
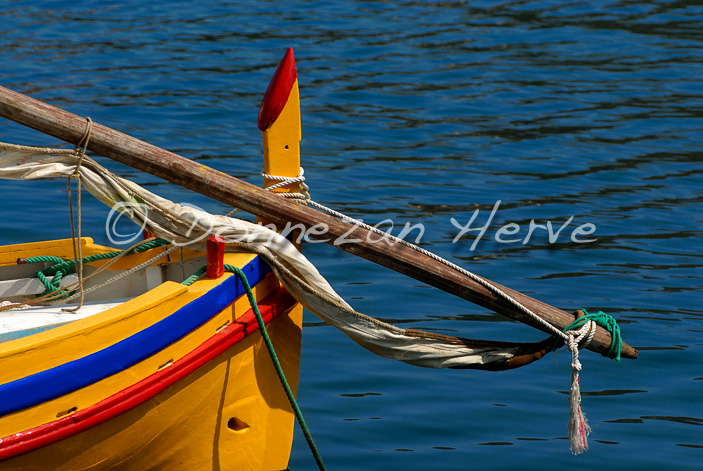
[0,56,637,360]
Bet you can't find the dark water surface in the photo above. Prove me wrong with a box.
[1,1,701,470]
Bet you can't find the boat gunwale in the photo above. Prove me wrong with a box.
[0,243,260,359]
[0,252,272,413]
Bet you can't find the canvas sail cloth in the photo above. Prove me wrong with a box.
[0,149,553,370]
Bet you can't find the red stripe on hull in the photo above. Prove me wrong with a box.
[0,287,296,461]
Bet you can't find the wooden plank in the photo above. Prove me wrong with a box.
[0,85,637,360]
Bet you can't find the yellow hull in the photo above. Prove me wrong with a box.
[0,238,302,470]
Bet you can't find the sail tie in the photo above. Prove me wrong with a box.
[63,117,92,312]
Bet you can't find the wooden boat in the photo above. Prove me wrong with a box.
[0,50,304,470]
[0,48,638,465]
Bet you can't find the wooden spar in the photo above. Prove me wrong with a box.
[0,68,637,362]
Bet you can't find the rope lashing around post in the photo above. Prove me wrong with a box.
[225,168,311,218]
[24,238,171,298]
[262,168,311,201]
[182,264,326,471]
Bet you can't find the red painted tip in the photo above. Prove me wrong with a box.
[257,47,297,131]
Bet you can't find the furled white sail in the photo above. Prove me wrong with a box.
[0,148,551,370]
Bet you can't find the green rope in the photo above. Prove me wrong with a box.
[183,264,326,470]
[229,265,327,471]
[25,255,65,265]
[181,266,207,286]
[25,238,171,298]
[562,309,622,362]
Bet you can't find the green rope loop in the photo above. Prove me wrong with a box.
[26,238,171,298]
[182,265,326,470]
[562,309,622,362]
[34,269,71,298]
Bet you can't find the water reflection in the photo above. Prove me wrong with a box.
[2,1,702,470]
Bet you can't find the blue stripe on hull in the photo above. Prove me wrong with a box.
[0,257,270,417]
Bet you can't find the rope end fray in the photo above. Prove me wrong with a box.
[568,370,591,454]
[561,309,622,454]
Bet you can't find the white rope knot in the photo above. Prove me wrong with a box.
[261,167,311,203]
[226,168,311,218]
[569,318,596,350]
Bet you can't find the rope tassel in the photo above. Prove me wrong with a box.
[561,309,620,454]
[568,342,591,454]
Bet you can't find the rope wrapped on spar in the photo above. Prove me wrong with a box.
[0,145,623,453]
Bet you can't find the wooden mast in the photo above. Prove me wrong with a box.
[0,50,637,360]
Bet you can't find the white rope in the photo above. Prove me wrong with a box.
[262,168,311,202]
[0,142,75,154]
[264,170,571,336]
[0,300,30,311]
[225,169,311,218]
[264,166,596,454]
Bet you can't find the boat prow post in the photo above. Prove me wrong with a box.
[258,47,302,195]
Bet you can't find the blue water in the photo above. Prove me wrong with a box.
[1,1,701,470]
